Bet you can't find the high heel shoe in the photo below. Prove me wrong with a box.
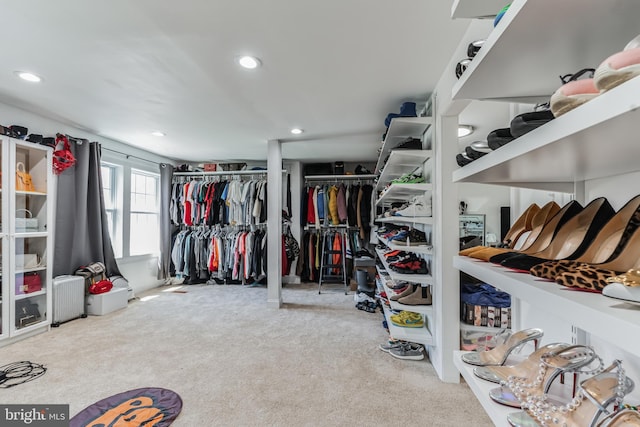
[530,194,640,281]
[489,344,601,408]
[459,203,540,256]
[598,409,640,427]
[500,198,615,272]
[506,359,634,427]
[460,328,543,367]
[467,201,563,262]
[556,227,640,292]
[474,343,571,384]
[486,200,584,265]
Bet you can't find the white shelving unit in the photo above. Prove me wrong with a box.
[453,351,522,427]
[453,77,640,192]
[444,0,640,415]
[375,183,432,206]
[454,256,640,356]
[451,0,640,103]
[375,216,433,226]
[376,234,433,255]
[375,117,433,174]
[450,0,506,19]
[376,150,432,191]
[0,137,54,344]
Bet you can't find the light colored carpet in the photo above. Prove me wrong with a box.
[0,283,493,426]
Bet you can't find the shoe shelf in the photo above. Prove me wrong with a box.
[375,247,432,285]
[378,271,433,316]
[451,0,640,103]
[375,216,433,226]
[376,234,433,256]
[454,256,640,357]
[452,76,640,192]
[376,150,432,191]
[381,299,433,347]
[453,351,525,427]
[375,117,433,174]
[375,183,432,206]
[450,0,507,19]
[459,322,507,334]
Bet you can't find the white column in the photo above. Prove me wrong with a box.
[267,139,283,308]
[433,113,461,383]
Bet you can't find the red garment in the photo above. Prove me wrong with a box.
[306,188,315,224]
[183,182,193,226]
[332,234,342,274]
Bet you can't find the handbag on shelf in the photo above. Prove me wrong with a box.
[15,254,41,269]
[15,299,41,327]
[15,162,35,192]
[15,272,43,295]
[15,209,39,231]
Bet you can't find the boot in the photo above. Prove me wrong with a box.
[390,284,418,301]
[398,286,432,306]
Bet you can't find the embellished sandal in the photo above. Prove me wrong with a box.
[460,328,543,367]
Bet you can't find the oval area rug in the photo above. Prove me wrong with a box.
[70,387,182,427]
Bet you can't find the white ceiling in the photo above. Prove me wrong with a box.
[1,1,470,162]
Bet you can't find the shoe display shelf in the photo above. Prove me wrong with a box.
[375,117,433,174]
[452,76,640,192]
[377,267,433,316]
[376,150,432,192]
[375,247,432,285]
[375,215,433,226]
[450,0,508,19]
[454,349,576,427]
[376,273,433,347]
[376,234,433,256]
[375,183,432,206]
[453,352,520,426]
[451,0,640,104]
[454,256,640,357]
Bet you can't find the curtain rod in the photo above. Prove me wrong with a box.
[101,147,167,167]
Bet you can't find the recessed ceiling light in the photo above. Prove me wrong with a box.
[458,125,474,138]
[290,128,304,135]
[16,71,42,83]
[151,131,166,137]
[238,56,261,69]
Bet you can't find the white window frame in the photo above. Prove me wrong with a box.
[128,168,160,257]
[101,154,160,261]
[101,162,123,258]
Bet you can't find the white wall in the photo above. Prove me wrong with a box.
[458,183,510,241]
[0,101,175,295]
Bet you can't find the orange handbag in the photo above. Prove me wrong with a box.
[16,162,35,192]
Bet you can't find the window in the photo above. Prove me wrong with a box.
[129,169,160,256]
[101,163,122,258]
[101,160,159,259]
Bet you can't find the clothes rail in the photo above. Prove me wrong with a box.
[101,146,166,166]
[304,174,377,185]
[174,169,286,176]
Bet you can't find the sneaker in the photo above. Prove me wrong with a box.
[389,343,425,360]
[393,194,432,217]
[390,311,424,328]
[550,68,598,117]
[594,47,640,92]
[378,339,405,353]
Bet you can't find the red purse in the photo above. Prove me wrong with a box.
[89,278,113,295]
[15,272,42,295]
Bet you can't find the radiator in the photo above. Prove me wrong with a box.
[52,275,86,326]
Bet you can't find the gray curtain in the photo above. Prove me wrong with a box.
[53,139,122,278]
[157,163,175,280]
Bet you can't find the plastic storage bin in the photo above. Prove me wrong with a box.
[86,287,128,315]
